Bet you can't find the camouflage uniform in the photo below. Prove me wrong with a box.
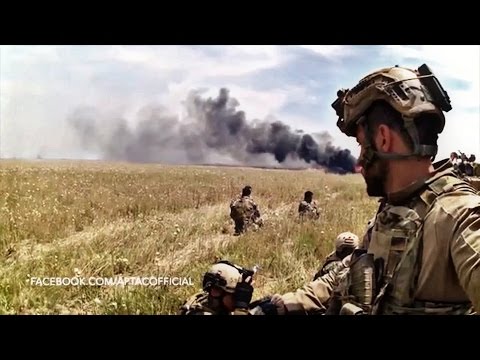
[460,156,480,192]
[178,291,250,315]
[313,232,360,281]
[230,195,262,235]
[179,261,253,315]
[298,200,320,220]
[312,251,342,281]
[281,160,480,314]
[463,176,480,192]
[278,64,480,315]
[178,292,221,315]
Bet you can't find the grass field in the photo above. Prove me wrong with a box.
[0,159,379,314]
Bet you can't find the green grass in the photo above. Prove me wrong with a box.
[0,159,378,314]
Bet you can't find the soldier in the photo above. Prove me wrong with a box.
[464,154,480,192]
[298,191,320,220]
[266,63,480,315]
[312,232,359,281]
[449,152,459,170]
[457,151,468,175]
[469,154,480,177]
[229,185,263,236]
[178,260,254,315]
[464,154,475,176]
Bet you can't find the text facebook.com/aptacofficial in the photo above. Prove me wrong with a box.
[28,276,194,287]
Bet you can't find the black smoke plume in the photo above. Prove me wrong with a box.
[69,88,357,174]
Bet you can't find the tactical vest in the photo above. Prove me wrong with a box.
[230,197,254,222]
[312,253,341,281]
[332,173,476,315]
[321,253,342,275]
[299,201,319,218]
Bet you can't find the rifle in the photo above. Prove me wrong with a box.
[215,263,279,315]
[240,264,260,283]
[242,265,280,315]
[224,263,278,315]
[249,296,278,315]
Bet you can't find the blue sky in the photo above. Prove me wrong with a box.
[1,45,478,162]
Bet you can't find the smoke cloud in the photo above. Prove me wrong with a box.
[68,88,357,174]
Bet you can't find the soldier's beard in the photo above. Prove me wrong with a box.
[363,158,388,197]
[208,294,229,313]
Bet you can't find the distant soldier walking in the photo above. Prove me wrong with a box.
[298,191,320,220]
[230,185,263,236]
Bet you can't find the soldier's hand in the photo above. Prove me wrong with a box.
[259,299,280,315]
[270,294,287,315]
[234,281,254,309]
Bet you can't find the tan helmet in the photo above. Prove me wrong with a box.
[331,64,452,161]
[335,232,359,252]
[202,262,242,293]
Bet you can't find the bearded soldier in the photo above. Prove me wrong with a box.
[267,64,480,315]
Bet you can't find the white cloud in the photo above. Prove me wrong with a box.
[1,45,61,63]
[299,45,356,60]
[379,45,480,159]
[382,45,479,83]
[108,45,286,78]
[438,112,479,160]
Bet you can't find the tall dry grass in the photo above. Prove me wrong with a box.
[0,159,379,314]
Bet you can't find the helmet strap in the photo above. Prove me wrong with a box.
[401,116,438,160]
[361,116,438,164]
[358,119,379,169]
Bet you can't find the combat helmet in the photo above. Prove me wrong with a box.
[202,261,242,294]
[335,232,360,252]
[332,64,452,162]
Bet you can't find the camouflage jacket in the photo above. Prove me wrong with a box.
[463,176,480,193]
[230,196,261,222]
[298,200,320,219]
[312,252,342,281]
[178,292,218,315]
[178,291,250,315]
[280,159,480,315]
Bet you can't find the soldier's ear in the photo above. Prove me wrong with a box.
[376,124,392,152]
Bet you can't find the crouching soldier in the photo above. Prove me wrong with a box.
[298,191,320,220]
[312,232,360,281]
[230,186,263,236]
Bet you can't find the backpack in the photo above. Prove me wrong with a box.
[230,198,247,221]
